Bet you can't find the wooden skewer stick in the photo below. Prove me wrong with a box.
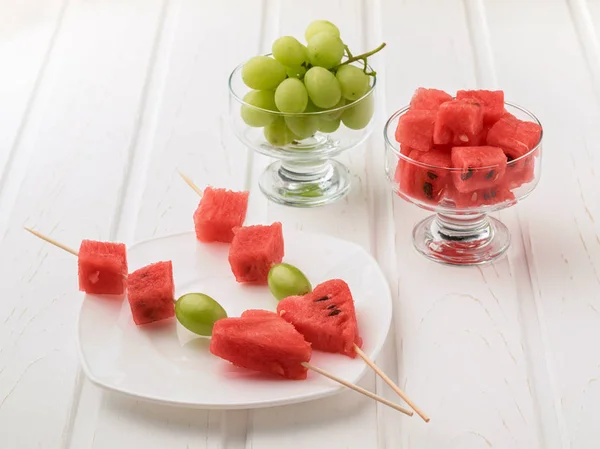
[177,170,203,197]
[24,227,79,256]
[354,344,429,422]
[302,362,413,417]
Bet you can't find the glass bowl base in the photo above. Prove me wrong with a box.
[412,213,510,266]
[258,159,351,208]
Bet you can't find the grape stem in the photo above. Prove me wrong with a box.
[334,42,386,71]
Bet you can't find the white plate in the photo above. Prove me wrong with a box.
[77,230,392,409]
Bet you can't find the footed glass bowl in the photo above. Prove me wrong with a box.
[229,57,376,207]
[384,102,543,265]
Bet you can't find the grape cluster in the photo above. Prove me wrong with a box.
[240,20,385,146]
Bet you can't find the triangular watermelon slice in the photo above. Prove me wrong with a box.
[277,279,362,358]
[210,313,311,380]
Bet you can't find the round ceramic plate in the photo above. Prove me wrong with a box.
[77,230,392,409]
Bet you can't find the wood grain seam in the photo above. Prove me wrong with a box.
[567,0,600,109]
[108,0,172,242]
[463,1,570,448]
[0,0,69,238]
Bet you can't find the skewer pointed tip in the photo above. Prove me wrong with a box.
[24,227,79,256]
[177,170,203,197]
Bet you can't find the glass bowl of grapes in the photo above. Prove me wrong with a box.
[384,88,543,265]
[229,20,385,207]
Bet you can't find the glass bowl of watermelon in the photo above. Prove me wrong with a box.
[228,56,376,208]
[384,88,543,265]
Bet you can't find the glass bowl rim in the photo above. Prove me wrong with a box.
[228,53,377,117]
[383,101,544,171]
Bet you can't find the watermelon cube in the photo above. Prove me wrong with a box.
[486,115,542,160]
[409,88,452,110]
[505,153,537,189]
[277,279,361,358]
[194,187,250,243]
[456,90,505,124]
[228,222,284,284]
[78,240,127,295]
[394,109,436,151]
[486,115,541,189]
[451,146,507,193]
[127,261,175,325]
[433,100,484,146]
[451,183,516,208]
[396,149,452,204]
[210,313,312,380]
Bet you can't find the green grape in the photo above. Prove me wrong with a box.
[286,65,307,79]
[307,32,344,69]
[285,115,319,139]
[305,98,320,112]
[336,65,370,101]
[175,293,227,336]
[242,56,286,90]
[304,67,342,108]
[318,117,340,133]
[305,20,340,42]
[268,263,312,300]
[264,118,296,146]
[240,90,277,127]
[274,78,308,113]
[320,96,345,121]
[272,36,308,67]
[341,93,374,130]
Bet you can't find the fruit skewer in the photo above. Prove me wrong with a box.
[180,174,426,420]
[25,227,412,416]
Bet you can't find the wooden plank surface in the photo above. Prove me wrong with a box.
[0,0,599,448]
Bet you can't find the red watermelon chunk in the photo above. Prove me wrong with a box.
[505,153,537,189]
[78,240,127,295]
[277,279,361,358]
[409,88,453,111]
[394,109,436,151]
[127,261,175,325]
[434,100,484,146]
[228,222,284,284]
[486,115,541,160]
[451,183,516,208]
[396,149,452,204]
[487,116,540,189]
[456,90,505,124]
[210,314,312,380]
[451,146,507,193]
[194,187,249,243]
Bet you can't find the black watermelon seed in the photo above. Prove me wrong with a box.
[423,182,434,199]
[483,192,491,200]
[461,169,473,181]
[491,190,497,198]
[506,155,514,163]
[427,171,438,180]
[328,309,341,316]
[326,304,336,309]
[485,170,495,179]
[314,296,329,302]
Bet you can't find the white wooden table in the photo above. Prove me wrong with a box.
[1,0,599,447]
